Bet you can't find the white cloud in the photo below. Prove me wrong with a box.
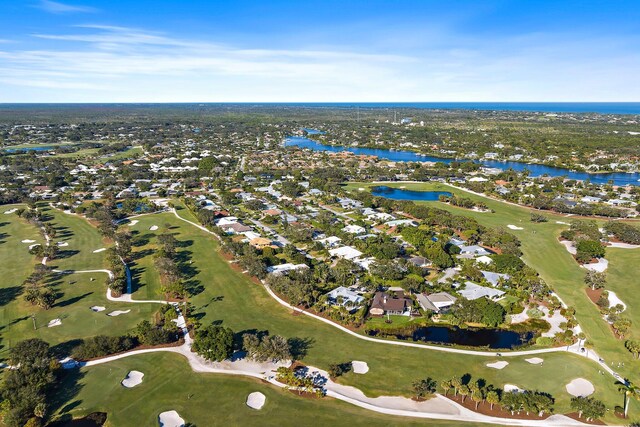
[0,24,639,102]
[36,0,97,14]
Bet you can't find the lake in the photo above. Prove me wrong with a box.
[413,325,534,349]
[371,186,452,201]
[4,146,55,153]
[285,136,640,186]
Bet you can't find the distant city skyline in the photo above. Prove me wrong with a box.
[0,0,638,102]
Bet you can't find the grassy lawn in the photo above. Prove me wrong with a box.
[344,182,640,382]
[606,247,640,341]
[40,204,108,272]
[0,205,154,357]
[165,207,629,420]
[53,352,489,427]
[2,201,636,423]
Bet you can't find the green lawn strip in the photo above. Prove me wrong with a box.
[54,352,488,427]
[606,248,640,341]
[40,204,108,272]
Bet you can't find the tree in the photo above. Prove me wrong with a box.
[618,381,640,418]
[486,390,500,410]
[458,384,470,402]
[450,377,462,397]
[571,396,605,421]
[626,340,640,359]
[242,333,291,363]
[412,377,437,400]
[440,379,452,396]
[327,362,352,378]
[471,388,484,410]
[584,270,606,290]
[192,325,234,362]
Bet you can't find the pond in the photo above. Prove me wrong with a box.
[371,185,452,201]
[4,146,55,153]
[413,325,534,349]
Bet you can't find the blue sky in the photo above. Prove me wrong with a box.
[0,0,638,102]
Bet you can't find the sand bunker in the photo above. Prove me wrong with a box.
[93,248,106,253]
[566,378,595,397]
[486,361,509,369]
[90,306,106,312]
[352,361,369,374]
[608,290,627,311]
[28,244,41,250]
[121,370,144,388]
[507,224,524,230]
[246,392,266,410]
[129,220,139,226]
[525,357,544,365]
[504,384,522,393]
[556,221,569,225]
[158,410,185,427]
[57,241,69,247]
[150,225,159,231]
[4,208,18,214]
[47,318,62,328]
[21,239,36,243]
[582,258,608,273]
[107,309,131,317]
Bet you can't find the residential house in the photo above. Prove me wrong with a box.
[369,291,413,316]
[325,286,364,312]
[329,246,363,260]
[416,292,457,313]
[458,281,505,301]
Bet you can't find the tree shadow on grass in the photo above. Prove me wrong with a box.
[55,292,93,308]
[0,286,23,307]
[288,336,315,361]
[51,339,84,359]
[48,368,87,417]
[131,248,154,261]
[56,249,81,260]
[129,266,146,294]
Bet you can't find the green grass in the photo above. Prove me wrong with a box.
[0,205,154,356]
[40,204,108,272]
[53,352,488,427]
[605,247,640,341]
[2,201,637,423]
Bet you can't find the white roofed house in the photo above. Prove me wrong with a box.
[325,286,364,312]
[267,263,309,275]
[458,245,491,258]
[366,212,395,222]
[329,246,363,260]
[342,224,366,235]
[458,281,505,301]
[416,292,457,313]
[318,236,342,248]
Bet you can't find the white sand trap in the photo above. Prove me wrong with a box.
[129,220,139,226]
[28,244,41,250]
[507,224,524,230]
[486,361,509,369]
[90,306,105,312]
[560,240,577,255]
[47,318,62,328]
[525,357,544,365]
[582,258,608,272]
[21,239,36,243]
[352,361,369,374]
[158,410,185,427]
[358,187,365,191]
[566,378,595,397]
[121,370,144,388]
[246,392,266,410]
[93,248,106,253]
[4,208,18,214]
[504,384,522,393]
[556,221,569,225]
[107,309,131,317]
[150,225,159,231]
[608,290,627,311]
[57,241,69,247]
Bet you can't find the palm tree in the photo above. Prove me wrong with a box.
[618,380,640,418]
[458,385,471,403]
[486,390,500,410]
[451,377,462,397]
[440,379,452,396]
